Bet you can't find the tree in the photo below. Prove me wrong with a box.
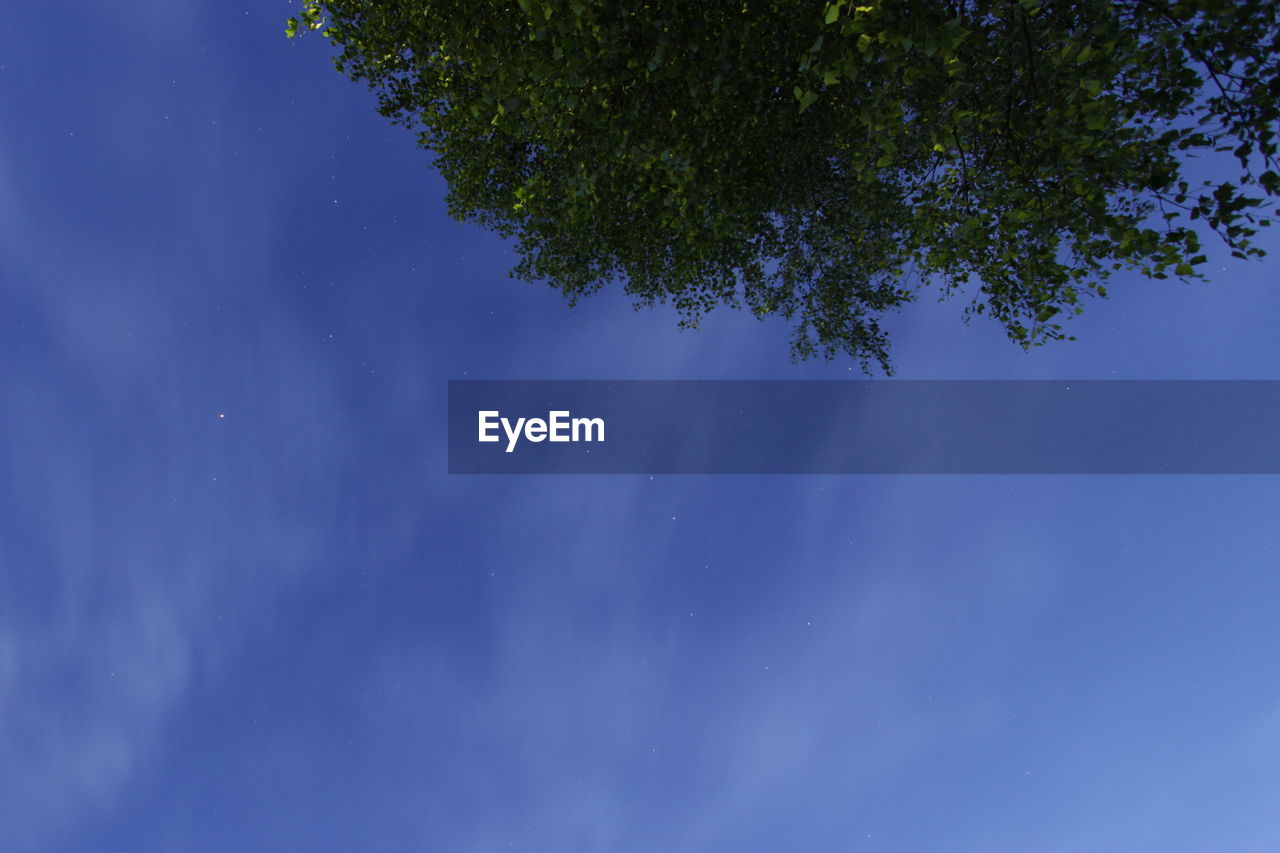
[289,0,1280,372]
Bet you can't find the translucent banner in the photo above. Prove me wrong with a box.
[447,380,1280,474]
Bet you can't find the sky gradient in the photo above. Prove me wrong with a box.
[2,4,1279,851]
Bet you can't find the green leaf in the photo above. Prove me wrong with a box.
[293,0,1280,373]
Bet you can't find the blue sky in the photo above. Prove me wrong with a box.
[2,3,1279,851]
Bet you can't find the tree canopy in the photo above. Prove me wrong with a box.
[289,0,1280,371]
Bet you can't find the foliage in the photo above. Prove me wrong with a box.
[289,0,1280,372]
